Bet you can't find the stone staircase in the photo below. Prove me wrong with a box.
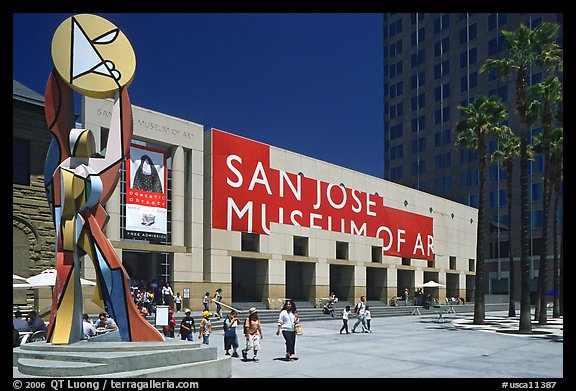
[164,301,509,335]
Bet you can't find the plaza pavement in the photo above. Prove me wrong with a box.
[12,310,564,384]
[218,310,563,381]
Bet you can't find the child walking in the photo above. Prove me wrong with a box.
[365,305,372,332]
[198,310,212,345]
[339,305,351,334]
[242,307,263,361]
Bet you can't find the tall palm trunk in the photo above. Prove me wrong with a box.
[552,186,561,318]
[474,132,487,325]
[559,225,563,317]
[507,159,516,317]
[537,99,553,324]
[517,68,532,334]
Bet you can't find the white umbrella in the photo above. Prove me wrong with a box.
[416,280,445,288]
[26,269,96,288]
[13,274,27,282]
[13,274,33,289]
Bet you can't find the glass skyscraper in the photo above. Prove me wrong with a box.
[383,13,563,296]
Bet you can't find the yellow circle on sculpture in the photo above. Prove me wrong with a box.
[51,14,136,98]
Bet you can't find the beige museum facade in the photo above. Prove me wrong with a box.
[49,97,478,312]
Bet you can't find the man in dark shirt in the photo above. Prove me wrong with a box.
[179,309,196,341]
[27,311,47,332]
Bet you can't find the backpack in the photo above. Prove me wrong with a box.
[223,316,232,332]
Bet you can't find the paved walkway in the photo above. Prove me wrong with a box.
[217,310,563,379]
[13,310,563,383]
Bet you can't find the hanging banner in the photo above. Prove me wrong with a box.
[211,129,434,261]
[125,144,167,242]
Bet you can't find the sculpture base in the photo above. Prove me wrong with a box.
[13,339,231,378]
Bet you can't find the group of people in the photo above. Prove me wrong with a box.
[130,281,227,321]
[322,292,338,317]
[168,299,298,362]
[14,293,378,364]
[236,300,298,362]
[130,281,180,316]
[13,310,48,346]
[203,289,224,318]
[13,310,47,334]
[82,312,118,339]
[339,295,372,334]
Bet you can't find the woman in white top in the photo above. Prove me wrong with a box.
[276,299,299,361]
[162,283,174,309]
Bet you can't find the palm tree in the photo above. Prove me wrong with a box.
[491,126,519,318]
[480,22,562,333]
[455,96,508,325]
[536,127,563,318]
[528,76,562,324]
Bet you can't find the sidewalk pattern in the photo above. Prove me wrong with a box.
[451,315,563,341]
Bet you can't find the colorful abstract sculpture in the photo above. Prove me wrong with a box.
[43,14,164,344]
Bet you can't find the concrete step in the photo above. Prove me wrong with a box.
[86,356,232,378]
[15,345,213,372]
[151,303,508,333]
[18,358,107,377]
[15,340,223,377]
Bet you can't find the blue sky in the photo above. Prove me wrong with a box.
[13,13,384,178]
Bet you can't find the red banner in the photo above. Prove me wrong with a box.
[212,129,434,260]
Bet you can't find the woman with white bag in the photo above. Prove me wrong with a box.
[276,299,299,361]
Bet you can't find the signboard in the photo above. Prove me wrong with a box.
[155,305,169,326]
[125,144,168,242]
[211,129,434,261]
[183,288,190,299]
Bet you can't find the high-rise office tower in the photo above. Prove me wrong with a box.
[383,13,563,296]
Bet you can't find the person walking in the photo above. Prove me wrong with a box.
[163,309,176,338]
[179,309,196,341]
[365,305,372,332]
[339,305,351,334]
[223,309,240,357]
[212,288,223,318]
[202,292,211,312]
[276,299,299,361]
[162,283,174,310]
[174,292,182,312]
[242,307,263,361]
[403,288,410,306]
[329,292,338,317]
[351,295,368,333]
[198,310,212,345]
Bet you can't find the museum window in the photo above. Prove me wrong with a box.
[371,246,382,263]
[336,241,349,260]
[13,138,30,185]
[293,236,308,257]
[469,259,475,272]
[242,232,260,252]
[449,256,456,270]
[402,257,411,266]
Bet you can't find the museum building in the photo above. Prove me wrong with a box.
[14,80,478,312]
